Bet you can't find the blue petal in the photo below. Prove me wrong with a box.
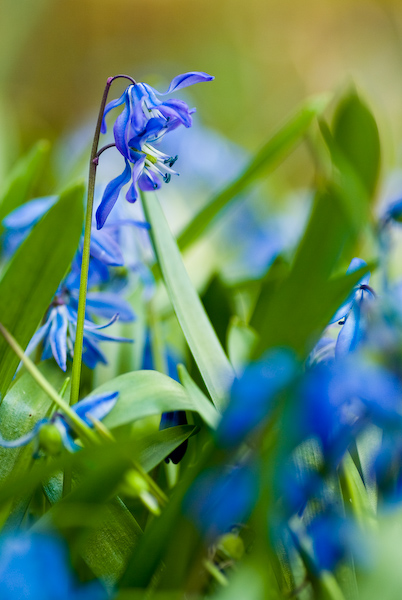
[335,304,362,356]
[49,308,68,371]
[101,88,128,134]
[73,391,119,425]
[157,99,193,127]
[96,160,132,229]
[347,257,370,287]
[160,72,214,94]
[3,196,57,229]
[138,170,162,192]
[113,98,131,159]
[90,229,124,266]
[86,292,135,322]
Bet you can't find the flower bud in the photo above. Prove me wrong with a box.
[38,424,63,456]
[218,533,245,561]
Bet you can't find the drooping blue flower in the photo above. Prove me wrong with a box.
[0,531,112,599]
[329,258,376,356]
[0,391,118,453]
[25,283,134,372]
[96,71,214,228]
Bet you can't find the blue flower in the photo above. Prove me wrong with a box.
[25,283,134,371]
[330,258,376,356]
[96,71,214,228]
[0,531,112,599]
[0,391,118,453]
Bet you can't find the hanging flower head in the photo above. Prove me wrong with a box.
[96,71,214,229]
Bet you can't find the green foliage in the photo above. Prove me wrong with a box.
[0,184,84,398]
[177,94,331,251]
[0,140,50,239]
[141,191,235,411]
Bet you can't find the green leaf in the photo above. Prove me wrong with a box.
[0,183,85,398]
[177,94,331,251]
[332,90,380,197]
[227,317,258,374]
[177,365,220,429]
[91,370,220,429]
[138,424,199,472]
[0,140,50,238]
[341,452,376,526]
[0,361,67,486]
[141,192,235,411]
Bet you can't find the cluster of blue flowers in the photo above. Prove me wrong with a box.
[182,200,402,579]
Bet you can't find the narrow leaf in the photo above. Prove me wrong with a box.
[141,192,235,410]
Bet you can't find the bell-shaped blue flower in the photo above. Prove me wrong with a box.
[96,71,214,229]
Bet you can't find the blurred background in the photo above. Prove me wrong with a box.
[2,0,402,166]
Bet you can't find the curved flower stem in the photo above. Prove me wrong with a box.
[70,75,135,406]
[0,323,97,445]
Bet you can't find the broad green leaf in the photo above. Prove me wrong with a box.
[141,192,235,410]
[91,370,219,428]
[177,365,220,428]
[0,183,85,398]
[36,453,142,585]
[0,140,50,238]
[177,94,330,251]
[332,91,380,197]
[0,361,67,486]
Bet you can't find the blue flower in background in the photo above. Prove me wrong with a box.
[329,258,375,356]
[0,391,118,453]
[0,531,112,599]
[96,71,214,228]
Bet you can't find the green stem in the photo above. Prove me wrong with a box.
[69,75,135,406]
[0,323,97,445]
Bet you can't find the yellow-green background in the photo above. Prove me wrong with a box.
[2,0,402,167]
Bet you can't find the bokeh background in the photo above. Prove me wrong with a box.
[2,0,402,169]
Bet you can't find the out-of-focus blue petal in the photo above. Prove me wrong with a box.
[85,292,135,322]
[184,462,258,539]
[347,257,370,287]
[90,229,124,267]
[329,299,354,325]
[101,88,128,134]
[96,160,132,229]
[0,532,110,599]
[217,349,297,448]
[335,303,361,356]
[2,196,57,229]
[159,72,214,95]
[384,197,402,223]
